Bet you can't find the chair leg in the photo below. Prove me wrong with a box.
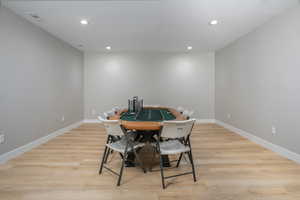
[116,152,122,159]
[104,149,111,164]
[176,153,183,168]
[187,151,197,182]
[159,154,166,189]
[99,146,108,174]
[117,151,127,186]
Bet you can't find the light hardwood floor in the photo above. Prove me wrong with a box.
[1,123,300,200]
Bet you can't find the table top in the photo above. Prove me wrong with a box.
[109,106,186,130]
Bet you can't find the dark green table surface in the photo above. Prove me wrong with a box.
[120,108,176,121]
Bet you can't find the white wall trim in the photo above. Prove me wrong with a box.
[82,118,215,124]
[216,120,300,164]
[83,119,101,123]
[0,121,83,164]
[196,119,216,124]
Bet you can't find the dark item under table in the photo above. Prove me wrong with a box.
[124,129,171,168]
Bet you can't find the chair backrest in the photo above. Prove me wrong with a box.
[98,116,106,122]
[177,106,184,113]
[182,110,189,118]
[103,112,108,119]
[107,110,115,117]
[103,110,115,119]
[102,120,124,136]
[161,119,195,139]
[112,106,121,113]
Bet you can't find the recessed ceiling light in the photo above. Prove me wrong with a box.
[187,46,193,50]
[209,20,218,25]
[80,19,88,25]
[106,46,111,50]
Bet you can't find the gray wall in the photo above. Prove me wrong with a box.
[84,52,215,119]
[0,6,84,155]
[215,6,300,154]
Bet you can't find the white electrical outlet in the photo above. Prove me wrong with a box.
[61,115,65,122]
[272,126,276,135]
[0,134,5,144]
[227,114,231,119]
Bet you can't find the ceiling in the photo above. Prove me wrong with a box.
[3,0,299,52]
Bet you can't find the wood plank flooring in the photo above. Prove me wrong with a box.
[1,123,300,200]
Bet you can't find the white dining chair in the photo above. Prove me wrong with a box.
[177,106,184,114]
[103,110,115,119]
[112,106,121,114]
[99,120,145,186]
[154,119,196,189]
[103,112,109,119]
[97,115,106,122]
[182,110,189,118]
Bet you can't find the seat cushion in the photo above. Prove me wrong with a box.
[106,138,144,153]
[159,140,190,155]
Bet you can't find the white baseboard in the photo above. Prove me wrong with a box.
[83,119,101,123]
[0,121,83,164]
[83,118,215,124]
[216,120,300,164]
[196,119,216,124]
